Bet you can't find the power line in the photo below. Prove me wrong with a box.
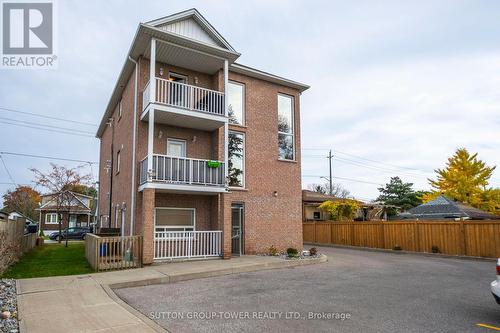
[333,156,429,179]
[334,149,433,173]
[0,151,98,165]
[0,106,98,127]
[0,120,95,138]
[303,147,433,174]
[0,116,95,135]
[302,174,383,186]
[0,155,16,186]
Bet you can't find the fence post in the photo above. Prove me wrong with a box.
[350,222,355,246]
[313,222,317,243]
[459,220,467,256]
[414,221,421,252]
[381,222,386,249]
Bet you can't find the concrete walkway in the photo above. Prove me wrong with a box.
[16,255,326,333]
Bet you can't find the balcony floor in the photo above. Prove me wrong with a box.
[138,181,227,195]
[142,103,227,131]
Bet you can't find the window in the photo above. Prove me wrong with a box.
[167,138,187,157]
[118,99,123,119]
[45,213,58,224]
[278,94,294,160]
[114,206,119,228]
[155,208,195,232]
[228,131,244,187]
[313,211,321,220]
[116,150,121,174]
[228,81,244,125]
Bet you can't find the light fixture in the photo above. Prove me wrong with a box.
[158,130,163,139]
[159,67,164,76]
[194,76,199,84]
[192,135,197,143]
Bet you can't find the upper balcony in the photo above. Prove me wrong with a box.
[142,77,226,131]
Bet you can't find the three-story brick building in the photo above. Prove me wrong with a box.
[96,9,309,263]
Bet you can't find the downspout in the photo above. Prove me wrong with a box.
[128,55,138,236]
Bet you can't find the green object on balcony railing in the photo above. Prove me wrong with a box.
[207,160,221,168]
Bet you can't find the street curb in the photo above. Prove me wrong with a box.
[108,254,328,289]
[101,255,327,333]
[101,284,169,333]
[305,243,496,262]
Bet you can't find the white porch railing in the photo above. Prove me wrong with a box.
[142,78,225,116]
[154,230,222,260]
[140,154,225,187]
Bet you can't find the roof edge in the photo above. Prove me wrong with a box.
[230,63,310,92]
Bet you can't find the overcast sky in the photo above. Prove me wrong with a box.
[1,0,500,203]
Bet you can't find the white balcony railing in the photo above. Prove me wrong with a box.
[154,230,222,260]
[140,154,225,187]
[142,78,225,116]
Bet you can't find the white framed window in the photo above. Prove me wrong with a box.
[154,208,195,235]
[167,138,187,157]
[116,150,121,174]
[277,94,295,160]
[228,131,245,188]
[118,99,123,119]
[45,213,58,224]
[228,81,245,125]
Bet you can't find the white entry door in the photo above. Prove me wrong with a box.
[69,215,77,227]
[167,138,187,157]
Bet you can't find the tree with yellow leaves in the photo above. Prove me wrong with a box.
[424,148,500,215]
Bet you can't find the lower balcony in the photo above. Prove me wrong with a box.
[139,154,227,194]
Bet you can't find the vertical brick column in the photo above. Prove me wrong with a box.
[221,193,232,259]
[141,188,155,264]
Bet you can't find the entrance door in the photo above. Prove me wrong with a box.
[231,203,244,256]
[168,72,188,106]
[69,214,77,228]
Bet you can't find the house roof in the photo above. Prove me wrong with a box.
[302,190,366,205]
[8,211,36,223]
[407,195,499,220]
[39,190,92,212]
[96,9,309,138]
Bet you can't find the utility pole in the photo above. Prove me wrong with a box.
[328,149,333,196]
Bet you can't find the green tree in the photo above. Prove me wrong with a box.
[319,199,360,221]
[2,186,42,221]
[376,177,425,215]
[424,148,499,214]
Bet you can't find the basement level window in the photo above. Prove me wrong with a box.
[154,208,195,236]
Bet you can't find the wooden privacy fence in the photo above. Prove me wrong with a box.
[303,220,500,258]
[0,217,37,274]
[85,234,143,272]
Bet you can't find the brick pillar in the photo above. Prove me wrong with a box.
[142,188,155,264]
[221,193,232,259]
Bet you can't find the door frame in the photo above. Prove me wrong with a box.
[69,214,77,228]
[166,138,187,157]
[231,203,245,256]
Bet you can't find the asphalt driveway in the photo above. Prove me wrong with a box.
[115,247,500,333]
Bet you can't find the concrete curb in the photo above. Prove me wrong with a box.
[109,254,328,289]
[306,243,497,262]
[101,284,169,333]
[100,254,327,333]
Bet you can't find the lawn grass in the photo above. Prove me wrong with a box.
[1,242,94,279]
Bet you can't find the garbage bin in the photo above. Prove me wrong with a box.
[99,243,107,257]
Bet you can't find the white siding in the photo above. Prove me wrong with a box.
[157,18,221,47]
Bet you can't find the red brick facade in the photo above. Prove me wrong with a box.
[97,11,307,262]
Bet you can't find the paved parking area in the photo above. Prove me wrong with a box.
[116,247,500,333]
